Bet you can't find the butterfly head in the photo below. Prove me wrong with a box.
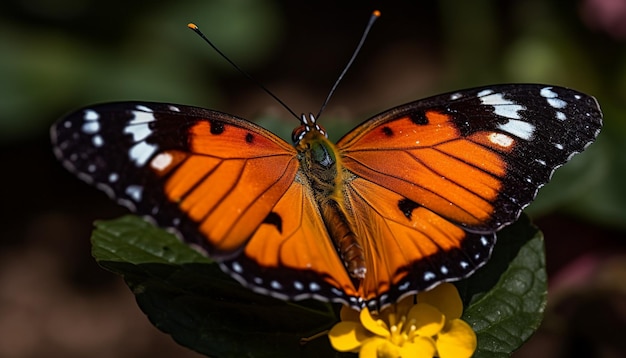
[292,113,328,145]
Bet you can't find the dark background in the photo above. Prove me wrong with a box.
[1,0,625,357]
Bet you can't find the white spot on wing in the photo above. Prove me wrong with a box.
[125,185,143,202]
[541,87,567,109]
[108,172,119,183]
[84,110,99,121]
[548,98,567,109]
[556,111,567,121]
[231,262,243,273]
[150,152,173,171]
[124,111,155,142]
[488,132,514,148]
[129,110,155,124]
[540,87,558,98]
[497,119,535,140]
[129,142,157,166]
[82,121,100,134]
[92,135,104,147]
[480,93,525,119]
[135,105,153,112]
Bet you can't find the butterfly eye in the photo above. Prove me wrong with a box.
[291,125,308,144]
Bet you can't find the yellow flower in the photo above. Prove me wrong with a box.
[328,283,476,358]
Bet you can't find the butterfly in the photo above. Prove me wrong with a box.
[51,84,602,310]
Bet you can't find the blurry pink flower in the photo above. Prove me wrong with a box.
[581,0,626,40]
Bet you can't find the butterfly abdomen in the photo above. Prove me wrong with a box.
[322,200,367,279]
[297,131,366,279]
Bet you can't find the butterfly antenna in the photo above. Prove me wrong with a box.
[187,23,300,120]
[315,10,381,120]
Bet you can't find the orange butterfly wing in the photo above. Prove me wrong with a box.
[335,85,601,307]
[160,118,300,254]
[340,110,505,228]
[52,103,299,258]
[52,102,360,304]
[222,180,360,303]
[343,177,494,305]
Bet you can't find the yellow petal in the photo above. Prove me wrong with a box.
[436,319,477,358]
[328,321,371,352]
[399,336,436,358]
[417,283,463,320]
[376,295,417,328]
[360,337,399,358]
[407,303,445,337]
[360,308,391,337]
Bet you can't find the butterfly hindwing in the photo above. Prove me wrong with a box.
[344,177,496,308]
[220,181,362,305]
[51,102,299,257]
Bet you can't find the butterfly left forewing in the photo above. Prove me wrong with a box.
[52,102,299,258]
[338,84,602,231]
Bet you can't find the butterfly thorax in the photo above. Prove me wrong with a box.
[295,128,367,280]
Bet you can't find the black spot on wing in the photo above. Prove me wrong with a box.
[263,212,283,234]
[398,198,420,220]
[409,111,429,125]
[245,132,254,143]
[210,120,225,135]
[381,126,393,137]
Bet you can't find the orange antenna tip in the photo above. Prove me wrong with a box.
[373,10,381,17]
[187,23,198,30]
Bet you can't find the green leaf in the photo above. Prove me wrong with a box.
[91,215,545,357]
[92,215,212,265]
[457,214,547,357]
[92,216,340,357]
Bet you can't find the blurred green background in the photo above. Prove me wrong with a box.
[1,0,625,357]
